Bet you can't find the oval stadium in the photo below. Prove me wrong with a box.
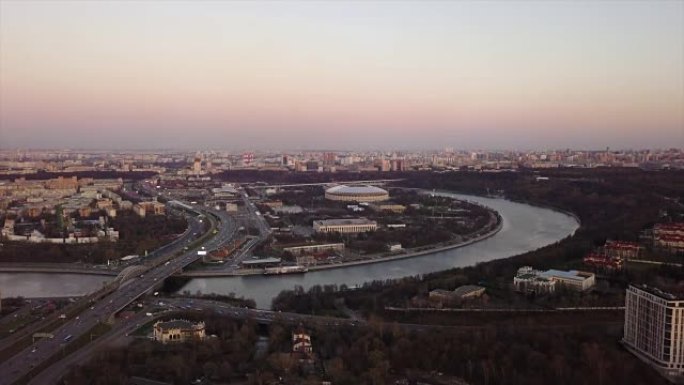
[324,185,389,202]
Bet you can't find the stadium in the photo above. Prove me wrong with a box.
[324,185,389,202]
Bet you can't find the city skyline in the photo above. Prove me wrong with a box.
[1,1,682,150]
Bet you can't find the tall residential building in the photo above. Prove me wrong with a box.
[623,285,684,383]
[193,157,201,175]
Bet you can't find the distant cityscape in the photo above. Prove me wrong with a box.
[0,147,682,177]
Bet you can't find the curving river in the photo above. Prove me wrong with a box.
[179,193,579,308]
[0,194,579,308]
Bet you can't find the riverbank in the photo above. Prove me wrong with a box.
[430,188,582,227]
[180,213,503,277]
[0,263,118,276]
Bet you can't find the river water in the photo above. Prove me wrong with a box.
[0,273,111,299]
[0,194,578,308]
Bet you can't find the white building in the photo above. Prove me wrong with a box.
[313,218,377,234]
[623,285,684,383]
[324,185,389,202]
[513,267,557,294]
[513,266,595,294]
[539,269,596,291]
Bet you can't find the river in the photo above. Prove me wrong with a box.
[0,193,579,308]
[0,273,111,299]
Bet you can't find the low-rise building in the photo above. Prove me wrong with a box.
[292,329,313,357]
[133,204,146,217]
[370,203,406,213]
[241,257,282,268]
[2,218,15,236]
[312,218,377,234]
[273,205,303,214]
[153,319,205,344]
[133,200,166,217]
[513,266,558,294]
[453,285,486,300]
[583,252,623,271]
[95,198,113,210]
[429,285,486,303]
[429,289,455,302]
[654,223,684,251]
[513,266,595,293]
[541,269,595,291]
[603,240,641,259]
[387,242,403,252]
[282,243,345,256]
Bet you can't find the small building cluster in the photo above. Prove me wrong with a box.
[0,176,173,245]
[513,266,595,294]
[369,203,406,213]
[282,243,345,266]
[153,319,205,344]
[583,240,641,271]
[429,285,486,304]
[654,223,684,251]
[132,199,166,218]
[282,243,345,256]
[292,329,313,360]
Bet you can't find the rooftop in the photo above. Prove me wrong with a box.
[241,257,282,265]
[633,284,684,301]
[154,319,202,330]
[313,218,376,226]
[325,185,388,195]
[453,285,485,297]
[541,269,593,282]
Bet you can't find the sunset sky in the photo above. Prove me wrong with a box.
[0,1,682,150]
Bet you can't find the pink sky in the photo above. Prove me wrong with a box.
[1,1,682,150]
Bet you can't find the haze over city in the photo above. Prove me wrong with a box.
[1,1,682,150]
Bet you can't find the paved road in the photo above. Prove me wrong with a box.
[212,187,272,273]
[0,209,204,358]
[384,306,626,313]
[0,204,238,385]
[26,310,173,385]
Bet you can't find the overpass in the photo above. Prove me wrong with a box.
[0,202,240,385]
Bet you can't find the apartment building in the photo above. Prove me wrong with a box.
[623,285,684,383]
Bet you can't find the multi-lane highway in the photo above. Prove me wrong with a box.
[0,206,203,359]
[0,203,239,385]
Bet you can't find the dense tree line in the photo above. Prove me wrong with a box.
[62,311,668,385]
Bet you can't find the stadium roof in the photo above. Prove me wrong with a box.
[325,185,388,195]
